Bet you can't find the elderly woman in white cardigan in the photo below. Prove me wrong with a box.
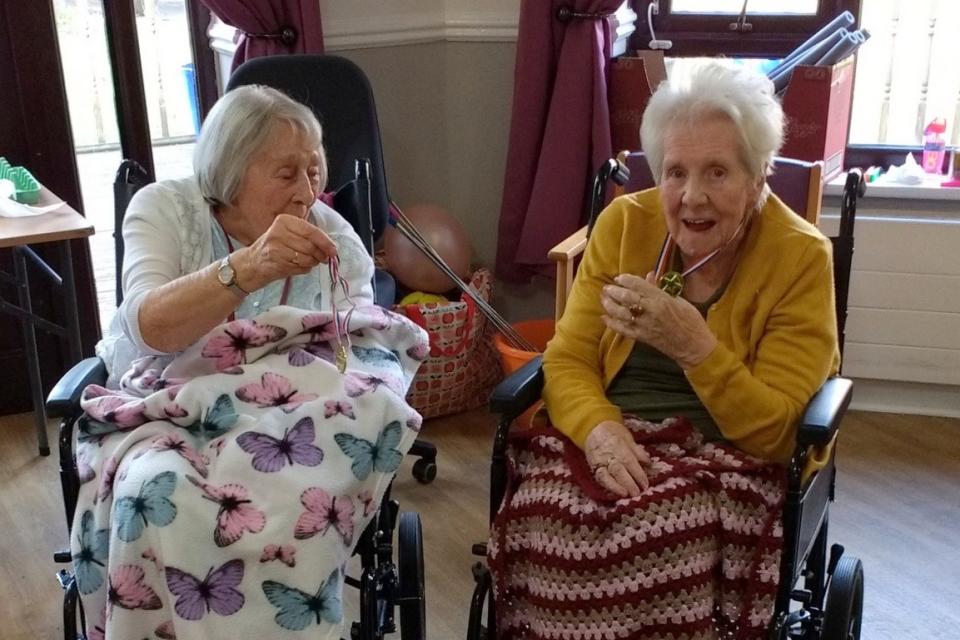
[73,86,428,640]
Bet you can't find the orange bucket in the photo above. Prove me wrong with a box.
[493,319,555,427]
[493,318,555,374]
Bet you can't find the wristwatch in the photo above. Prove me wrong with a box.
[217,256,249,298]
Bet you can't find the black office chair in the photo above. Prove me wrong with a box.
[227,54,437,486]
[50,147,430,639]
[467,161,867,640]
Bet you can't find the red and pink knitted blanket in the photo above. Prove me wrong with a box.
[489,416,787,640]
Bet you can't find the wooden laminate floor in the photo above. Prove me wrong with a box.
[1,409,958,639]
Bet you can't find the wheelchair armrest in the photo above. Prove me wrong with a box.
[489,356,544,417]
[46,357,107,418]
[796,376,853,448]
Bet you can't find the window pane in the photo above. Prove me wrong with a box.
[848,0,960,146]
[671,0,819,14]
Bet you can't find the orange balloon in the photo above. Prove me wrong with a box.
[385,203,473,294]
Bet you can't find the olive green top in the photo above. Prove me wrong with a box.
[605,294,724,442]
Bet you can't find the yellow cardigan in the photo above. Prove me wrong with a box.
[542,188,840,466]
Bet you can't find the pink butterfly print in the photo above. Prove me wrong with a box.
[164,559,245,620]
[260,544,297,568]
[344,373,387,398]
[86,396,147,430]
[324,400,355,420]
[221,366,245,375]
[97,456,121,502]
[302,312,339,340]
[155,620,177,640]
[236,417,323,473]
[77,448,96,484]
[406,342,431,361]
[187,476,266,547]
[163,403,188,419]
[142,548,164,572]
[358,490,376,517]
[201,319,287,370]
[209,438,227,457]
[406,414,423,434]
[152,433,210,477]
[363,306,392,330]
[294,487,355,545]
[235,372,318,412]
[107,564,162,617]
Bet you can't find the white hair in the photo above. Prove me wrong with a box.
[640,59,784,207]
[193,85,327,207]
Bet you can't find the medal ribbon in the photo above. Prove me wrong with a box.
[653,215,750,297]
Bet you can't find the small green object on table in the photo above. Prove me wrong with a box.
[0,157,42,205]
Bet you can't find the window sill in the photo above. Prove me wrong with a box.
[824,173,960,201]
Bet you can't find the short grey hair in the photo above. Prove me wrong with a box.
[193,85,327,207]
[640,59,784,207]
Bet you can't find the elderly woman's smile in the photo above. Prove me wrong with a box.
[660,114,761,263]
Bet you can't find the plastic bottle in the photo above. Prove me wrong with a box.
[922,118,947,174]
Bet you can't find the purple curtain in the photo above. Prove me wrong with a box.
[495,0,622,282]
[199,0,324,72]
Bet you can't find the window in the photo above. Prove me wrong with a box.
[848,0,960,146]
[671,1,818,15]
[635,0,861,57]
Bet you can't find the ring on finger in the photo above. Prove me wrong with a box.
[628,303,644,320]
[291,251,300,266]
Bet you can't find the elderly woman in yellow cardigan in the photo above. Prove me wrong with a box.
[489,60,839,640]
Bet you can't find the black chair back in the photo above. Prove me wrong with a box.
[113,159,152,306]
[226,54,391,251]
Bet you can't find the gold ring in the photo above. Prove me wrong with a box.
[628,304,644,320]
[292,251,300,266]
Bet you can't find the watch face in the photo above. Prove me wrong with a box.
[218,260,235,286]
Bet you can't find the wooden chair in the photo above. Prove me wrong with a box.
[549,152,824,319]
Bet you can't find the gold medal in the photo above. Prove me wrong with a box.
[336,344,348,373]
[658,271,684,297]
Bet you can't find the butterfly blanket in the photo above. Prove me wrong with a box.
[71,305,429,640]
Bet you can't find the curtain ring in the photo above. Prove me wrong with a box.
[243,25,298,47]
[556,5,613,23]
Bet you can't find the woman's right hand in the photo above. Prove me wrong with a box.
[585,420,651,498]
[233,214,338,292]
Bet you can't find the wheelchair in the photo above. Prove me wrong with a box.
[466,157,867,640]
[49,54,440,640]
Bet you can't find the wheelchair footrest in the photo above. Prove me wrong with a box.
[54,550,72,564]
[472,543,488,557]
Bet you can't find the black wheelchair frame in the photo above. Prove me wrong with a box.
[466,169,867,640]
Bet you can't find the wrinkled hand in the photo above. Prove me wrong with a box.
[234,214,338,292]
[601,273,717,370]
[585,420,651,498]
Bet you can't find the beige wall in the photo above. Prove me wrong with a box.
[337,42,515,269]
[337,41,558,320]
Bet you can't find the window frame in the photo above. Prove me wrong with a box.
[632,0,862,58]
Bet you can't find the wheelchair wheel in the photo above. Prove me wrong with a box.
[412,458,437,484]
[822,556,864,640]
[398,512,426,640]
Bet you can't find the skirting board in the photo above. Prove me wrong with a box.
[848,378,960,418]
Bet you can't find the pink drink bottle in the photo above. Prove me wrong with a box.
[922,118,947,174]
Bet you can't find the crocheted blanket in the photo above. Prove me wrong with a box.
[71,305,428,640]
[488,417,787,640]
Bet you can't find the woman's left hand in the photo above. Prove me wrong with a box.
[601,273,717,370]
